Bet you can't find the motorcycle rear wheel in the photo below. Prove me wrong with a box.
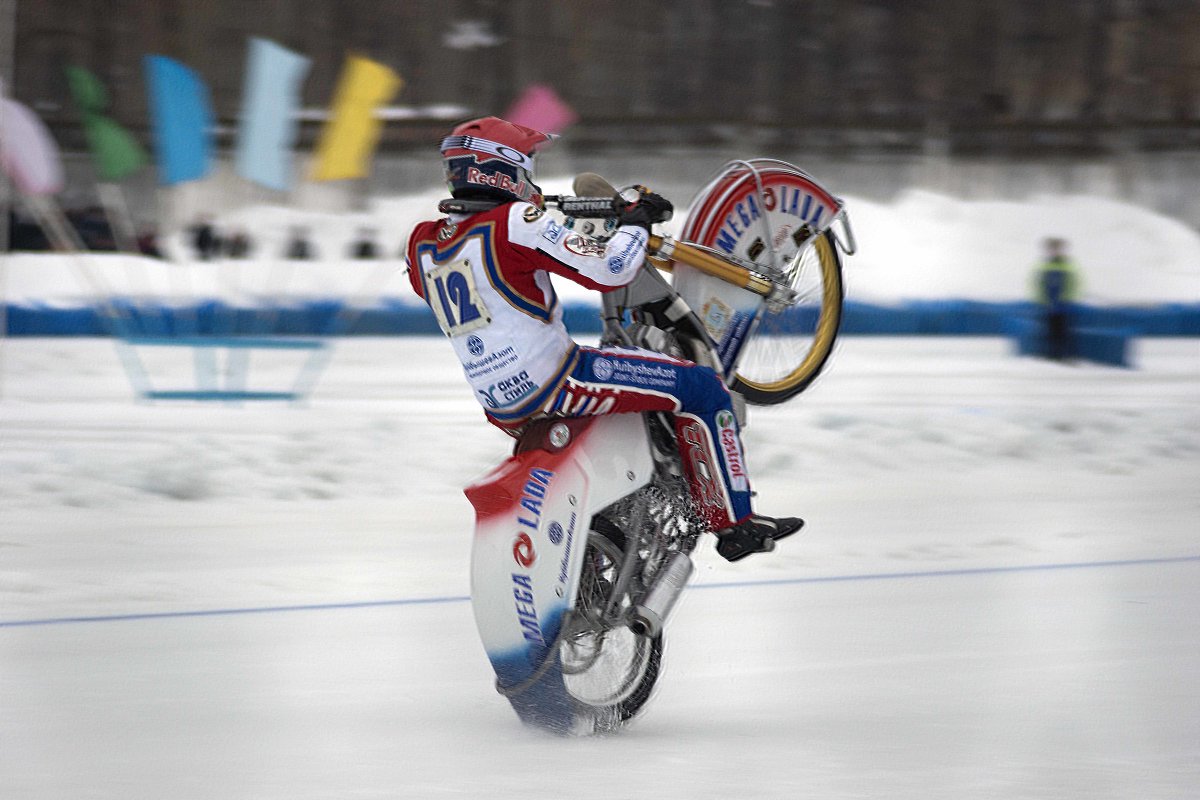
[559,519,662,732]
[731,231,845,404]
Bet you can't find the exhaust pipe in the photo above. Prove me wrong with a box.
[629,552,694,638]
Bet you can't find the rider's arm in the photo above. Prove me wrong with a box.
[504,202,648,291]
[404,220,440,300]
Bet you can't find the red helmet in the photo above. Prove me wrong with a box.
[440,116,555,206]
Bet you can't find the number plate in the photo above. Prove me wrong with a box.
[427,259,491,337]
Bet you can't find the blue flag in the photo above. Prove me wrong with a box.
[235,38,311,192]
[144,55,213,185]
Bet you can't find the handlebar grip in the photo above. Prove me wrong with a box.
[557,196,621,217]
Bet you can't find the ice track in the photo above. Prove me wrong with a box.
[2,337,1198,799]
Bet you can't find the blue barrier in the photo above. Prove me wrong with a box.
[1009,317,1135,366]
[5,300,1200,338]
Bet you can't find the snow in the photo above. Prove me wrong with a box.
[1,183,1199,798]
[842,191,1200,304]
[1,334,1198,798]
[4,182,1199,308]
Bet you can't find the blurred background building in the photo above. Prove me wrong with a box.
[5,0,1200,228]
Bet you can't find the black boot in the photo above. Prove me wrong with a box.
[714,515,804,562]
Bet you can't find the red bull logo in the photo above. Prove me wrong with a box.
[467,167,528,198]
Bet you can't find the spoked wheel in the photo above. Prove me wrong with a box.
[559,520,662,732]
[679,159,852,406]
[731,231,844,404]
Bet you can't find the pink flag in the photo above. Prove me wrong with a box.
[504,84,577,135]
[0,96,65,196]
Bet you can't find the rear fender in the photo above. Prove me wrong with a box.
[464,414,654,691]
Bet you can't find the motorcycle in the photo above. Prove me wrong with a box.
[463,160,855,734]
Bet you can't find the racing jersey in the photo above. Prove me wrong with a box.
[406,201,649,422]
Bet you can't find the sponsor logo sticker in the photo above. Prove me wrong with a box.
[562,233,607,258]
[494,369,539,404]
[703,175,836,259]
[589,356,677,389]
[605,227,644,275]
[464,345,517,380]
[556,512,578,592]
[516,468,553,531]
[715,410,749,491]
[542,220,566,245]
[511,573,544,644]
[679,421,727,515]
[513,532,536,568]
[466,167,528,198]
[592,357,614,381]
[701,296,734,342]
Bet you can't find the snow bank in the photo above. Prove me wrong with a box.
[4,186,1198,308]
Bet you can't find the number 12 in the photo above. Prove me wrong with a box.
[427,259,490,336]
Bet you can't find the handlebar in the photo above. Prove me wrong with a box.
[550,196,625,217]
[544,195,776,298]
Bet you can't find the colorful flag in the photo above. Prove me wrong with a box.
[65,66,147,182]
[310,54,402,182]
[0,96,64,196]
[234,38,311,192]
[144,55,214,185]
[504,84,577,135]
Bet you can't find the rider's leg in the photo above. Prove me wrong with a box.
[668,364,753,528]
[546,347,800,560]
[670,363,803,561]
[550,348,746,518]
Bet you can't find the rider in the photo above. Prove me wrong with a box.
[404,116,802,562]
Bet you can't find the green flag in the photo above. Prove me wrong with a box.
[65,65,109,111]
[65,65,146,181]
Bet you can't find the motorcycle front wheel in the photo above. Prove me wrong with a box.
[732,231,845,405]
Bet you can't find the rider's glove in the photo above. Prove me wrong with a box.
[616,190,673,232]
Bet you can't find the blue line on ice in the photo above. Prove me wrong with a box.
[2,554,1198,629]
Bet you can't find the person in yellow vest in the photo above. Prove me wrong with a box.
[1031,237,1082,360]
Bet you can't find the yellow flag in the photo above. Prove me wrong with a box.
[310,55,402,181]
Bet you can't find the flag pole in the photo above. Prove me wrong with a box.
[0,0,16,400]
[96,181,139,253]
